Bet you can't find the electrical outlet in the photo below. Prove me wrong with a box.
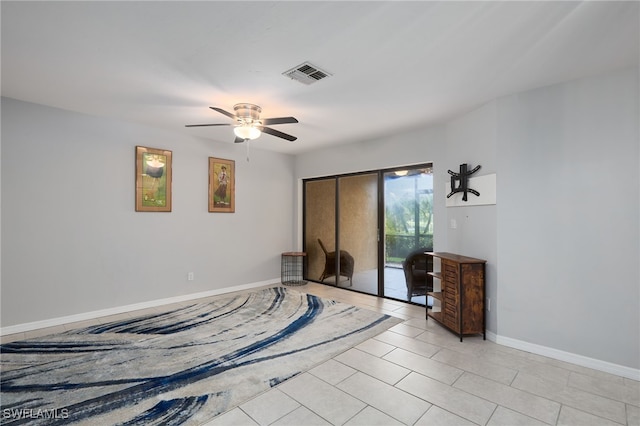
[188,272,194,281]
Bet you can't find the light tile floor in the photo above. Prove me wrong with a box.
[206,283,639,426]
[2,282,638,426]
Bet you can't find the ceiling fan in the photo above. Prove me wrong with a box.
[185,103,298,143]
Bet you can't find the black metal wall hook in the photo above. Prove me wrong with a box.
[447,163,481,201]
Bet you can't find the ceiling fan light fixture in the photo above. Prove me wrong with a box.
[186,104,297,143]
[234,125,261,140]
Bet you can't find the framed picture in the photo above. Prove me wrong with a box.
[135,146,172,212]
[209,157,235,213]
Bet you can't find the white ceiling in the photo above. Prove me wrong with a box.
[2,1,638,154]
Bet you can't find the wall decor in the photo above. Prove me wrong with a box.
[447,163,481,201]
[135,146,172,212]
[209,157,235,213]
[445,173,497,207]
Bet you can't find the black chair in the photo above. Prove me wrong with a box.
[318,238,355,286]
[402,247,433,300]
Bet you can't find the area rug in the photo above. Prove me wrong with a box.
[0,286,402,425]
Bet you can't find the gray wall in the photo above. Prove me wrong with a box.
[1,97,295,326]
[443,102,498,333]
[295,67,639,370]
[495,67,639,369]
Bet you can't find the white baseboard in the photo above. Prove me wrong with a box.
[494,333,640,381]
[1,278,280,336]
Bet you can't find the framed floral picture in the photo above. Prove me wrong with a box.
[135,146,172,212]
[209,157,235,213]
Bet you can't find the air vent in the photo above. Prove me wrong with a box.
[283,62,331,85]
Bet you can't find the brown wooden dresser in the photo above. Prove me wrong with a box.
[426,252,486,341]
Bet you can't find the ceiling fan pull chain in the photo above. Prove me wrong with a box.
[246,139,250,162]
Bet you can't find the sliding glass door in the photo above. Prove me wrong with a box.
[338,173,379,295]
[304,179,337,286]
[383,167,433,305]
[303,164,432,305]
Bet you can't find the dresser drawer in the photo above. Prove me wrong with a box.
[443,280,458,296]
[443,306,459,331]
[443,302,457,318]
[443,261,458,278]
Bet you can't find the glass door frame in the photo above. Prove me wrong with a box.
[302,163,433,304]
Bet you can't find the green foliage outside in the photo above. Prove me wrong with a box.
[385,234,433,263]
[385,187,433,262]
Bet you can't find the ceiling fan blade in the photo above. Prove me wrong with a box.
[261,116,299,125]
[210,106,238,121]
[185,123,231,127]
[259,126,297,142]
[234,136,246,143]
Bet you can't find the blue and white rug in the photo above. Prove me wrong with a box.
[1,287,402,425]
